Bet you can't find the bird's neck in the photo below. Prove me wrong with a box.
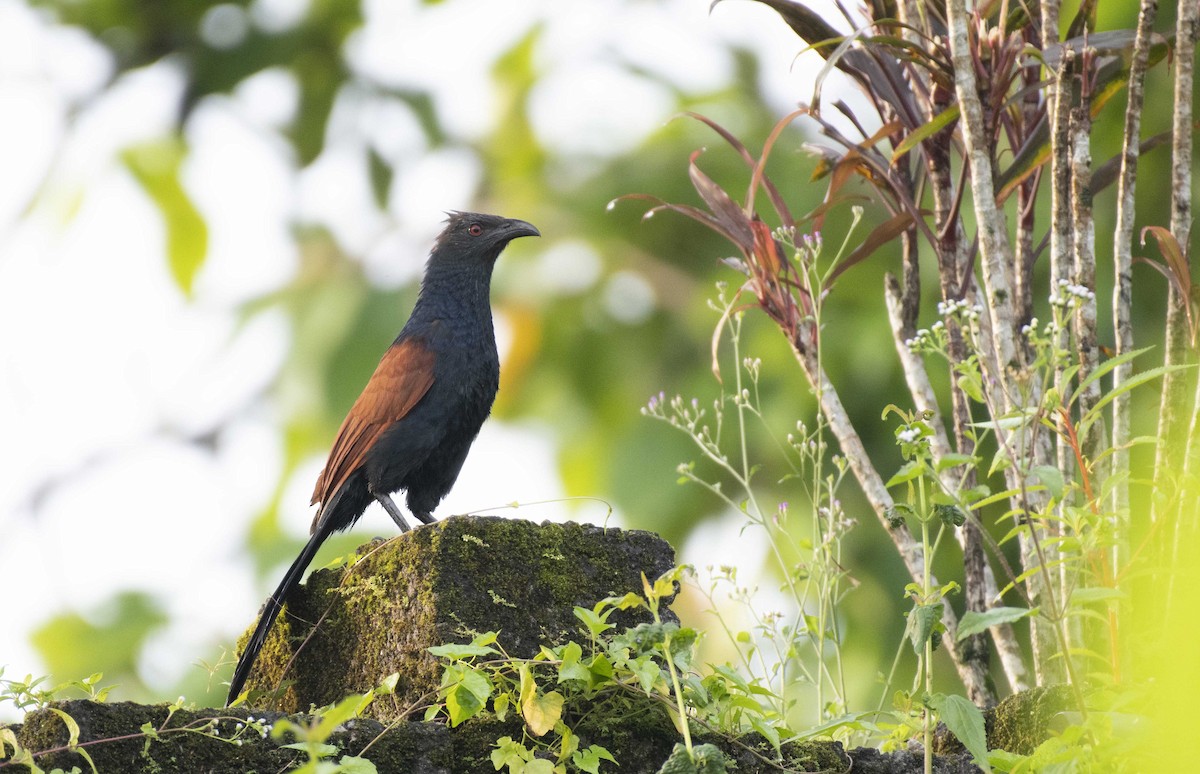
[409,259,497,335]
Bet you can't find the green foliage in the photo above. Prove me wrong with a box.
[1,670,402,773]
[120,140,208,297]
[425,567,740,773]
[31,593,167,700]
[927,694,988,772]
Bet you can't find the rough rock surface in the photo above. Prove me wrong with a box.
[237,515,677,719]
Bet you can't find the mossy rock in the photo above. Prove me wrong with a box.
[236,515,675,720]
[9,699,452,773]
[8,699,860,773]
[933,685,1072,757]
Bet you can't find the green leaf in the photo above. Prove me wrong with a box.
[492,736,533,772]
[748,713,782,752]
[366,146,393,209]
[312,693,369,739]
[1078,364,1189,439]
[886,460,926,488]
[572,744,617,774]
[1071,587,1126,604]
[630,655,662,693]
[523,760,555,774]
[49,707,81,747]
[494,692,510,722]
[929,693,990,771]
[891,104,960,161]
[1067,346,1153,407]
[1029,466,1065,501]
[573,606,614,638]
[957,607,1036,641]
[282,742,338,755]
[934,453,977,472]
[120,139,208,298]
[588,652,615,687]
[446,667,492,727]
[428,642,499,660]
[557,642,590,684]
[934,503,967,527]
[908,603,943,655]
[956,371,986,403]
[335,755,378,774]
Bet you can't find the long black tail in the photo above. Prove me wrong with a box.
[226,518,335,706]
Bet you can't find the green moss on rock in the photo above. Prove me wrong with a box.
[237,516,675,721]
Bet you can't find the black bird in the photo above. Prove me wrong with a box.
[226,212,539,705]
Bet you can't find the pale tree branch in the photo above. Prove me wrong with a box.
[1111,0,1159,515]
[1170,0,1199,589]
[1070,74,1101,460]
[947,0,1018,381]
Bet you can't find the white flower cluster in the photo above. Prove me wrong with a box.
[937,298,983,321]
[904,328,936,353]
[1049,278,1095,307]
[896,427,923,444]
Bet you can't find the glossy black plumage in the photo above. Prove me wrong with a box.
[226,212,539,705]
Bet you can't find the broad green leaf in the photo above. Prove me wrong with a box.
[573,606,614,638]
[120,139,208,298]
[492,736,533,771]
[957,607,1036,641]
[336,755,378,774]
[312,693,371,739]
[908,603,943,655]
[749,713,782,752]
[428,642,498,660]
[934,503,967,527]
[886,460,926,488]
[494,692,510,722]
[929,693,990,771]
[523,759,555,774]
[446,667,492,726]
[1029,466,1065,501]
[49,707,81,747]
[557,642,590,684]
[521,688,564,737]
[572,744,617,774]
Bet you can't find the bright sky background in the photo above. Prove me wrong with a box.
[0,0,844,711]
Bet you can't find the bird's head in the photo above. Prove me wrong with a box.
[433,212,540,264]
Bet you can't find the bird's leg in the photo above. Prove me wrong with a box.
[373,493,412,533]
[411,510,437,525]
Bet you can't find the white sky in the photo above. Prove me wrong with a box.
[0,0,844,710]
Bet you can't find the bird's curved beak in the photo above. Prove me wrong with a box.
[501,219,540,241]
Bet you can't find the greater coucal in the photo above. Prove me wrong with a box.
[226,212,539,705]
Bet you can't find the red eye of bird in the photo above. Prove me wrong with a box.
[468,224,483,236]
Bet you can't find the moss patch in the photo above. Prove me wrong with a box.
[236,516,675,721]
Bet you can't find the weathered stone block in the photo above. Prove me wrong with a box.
[237,515,676,719]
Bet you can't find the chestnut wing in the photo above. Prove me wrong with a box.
[309,337,436,518]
